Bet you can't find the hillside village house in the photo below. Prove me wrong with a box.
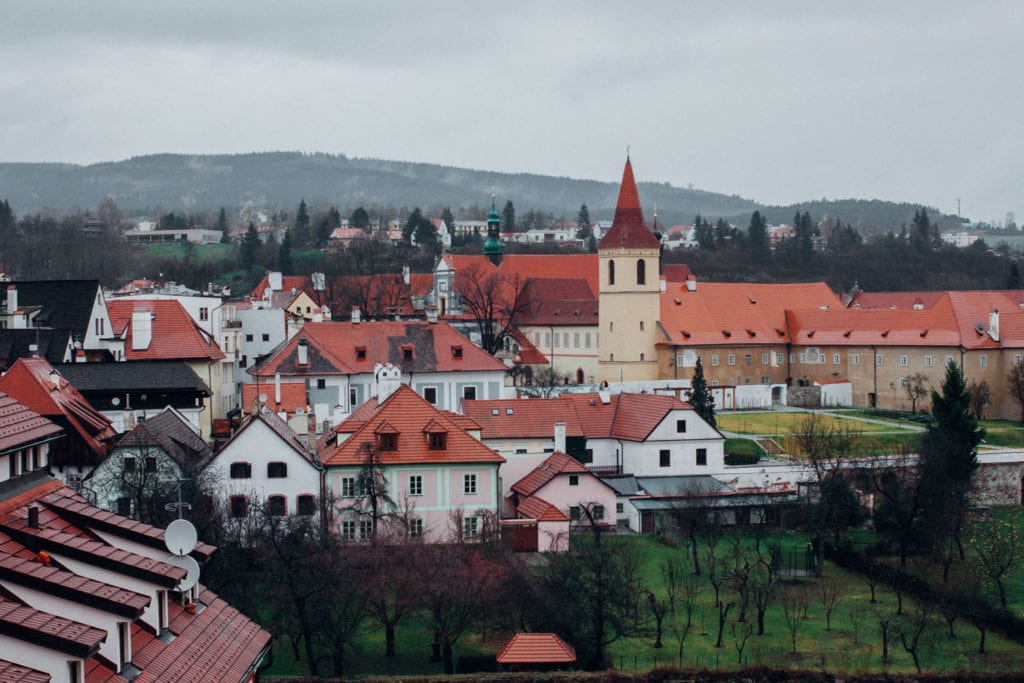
[207,405,324,523]
[107,298,230,438]
[0,393,270,681]
[89,406,213,518]
[318,369,504,542]
[248,319,510,429]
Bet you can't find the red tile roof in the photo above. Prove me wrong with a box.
[223,407,317,467]
[0,660,50,683]
[0,391,63,455]
[241,382,307,415]
[444,254,599,297]
[597,159,660,249]
[515,496,570,522]
[786,299,962,347]
[107,299,225,361]
[513,278,598,327]
[319,384,504,467]
[847,291,947,310]
[327,273,419,319]
[0,597,106,659]
[659,281,842,346]
[249,321,507,377]
[663,263,693,282]
[496,632,576,664]
[0,358,115,461]
[249,274,313,301]
[512,452,589,497]
[463,398,583,440]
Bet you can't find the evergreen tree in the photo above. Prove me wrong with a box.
[794,211,815,263]
[402,207,423,243]
[910,208,936,251]
[917,361,984,548]
[217,207,229,244]
[278,229,294,273]
[294,199,311,247]
[502,200,516,233]
[239,223,260,272]
[441,206,457,234]
[689,357,716,428]
[575,203,591,240]
[747,210,770,263]
[350,206,371,231]
[1006,262,1022,289]
[694,214,715,250]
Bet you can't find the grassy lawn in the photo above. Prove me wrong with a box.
[146,243,233,261]
[261,529,1024,677]
[717,412,896,436]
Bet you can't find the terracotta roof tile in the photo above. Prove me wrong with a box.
[513,278,598,327]
[249,275,314,301]
[515,495,570,522]
[463,398,582,440]
[445,254,598,297]
[241,382,307,415]
[107,299,225,361]
[319,385,503,467]
[0,597,106,659]
[496,632,576,664]
[0,392,63,455]
[0,659,50,683]
[512,452,589,497]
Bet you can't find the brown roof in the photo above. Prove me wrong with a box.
[0,392,63,455]
[597,159,660,249]
[444,254,599,298]
[0,660,50,683]
[515,495,570,522]
[113,407,214,470]
[463,398,583,440]
[496,632,576,664]
[513,278,598,327]
[0,597,106,659]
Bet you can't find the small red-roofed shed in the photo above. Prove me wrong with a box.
[496,632,576,671]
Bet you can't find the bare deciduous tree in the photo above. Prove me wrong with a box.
[903,372,929,412]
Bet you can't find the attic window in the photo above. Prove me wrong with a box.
[428,432,447,450]
[491,408,499,416]
[881,330,891,338]
[748,297,757,304]
[355,346,367,360]
[721,330,732,338]
[920,329,929,338]
[401,344,414,361]
[746,329,756,337]
[843,330,852,338]
[775,328,786,337]
[806,331,815,339]
[378,433,398,451]
[681,330,691,338]
[674,298,681,305]
[505,407,514,415]
[451,345,463,358]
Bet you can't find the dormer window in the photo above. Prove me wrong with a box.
[401,344,414,362]
[429,432,447,450]
[378,433,397,451]
[355,346,367,360]
[451,345,463,358]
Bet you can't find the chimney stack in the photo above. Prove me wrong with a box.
[132,310,153,350]
[554,421,567,454]
[275,372,282,405]
[5,285,16,313]
[351,306,361,324]
[27,506,39,529]
[296,337,309,366]
[402,265,410,286]
[686,276,697,292]
[990,309,1000,342]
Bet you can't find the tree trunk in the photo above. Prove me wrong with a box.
[442,642,454,675]
[756,608,766,636]
[333,647,345,677]
[385,623,396,657]
[978,626,987,654]
[689,529,701,575]
[997,579,1008,609]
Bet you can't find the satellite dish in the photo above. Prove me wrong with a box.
[164,518,198,556]
[165,554,200,592]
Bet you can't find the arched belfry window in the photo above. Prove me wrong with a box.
[608,259,616,285]
[636,259,646,285]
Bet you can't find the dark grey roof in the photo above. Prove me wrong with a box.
[0,329,69,367]
[113,407,213,469]
[633,476,732,496]
[55,361,210,395]
[631,491,800,511]
[7,280,99,333]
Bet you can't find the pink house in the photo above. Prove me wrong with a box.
[317,372,504,543]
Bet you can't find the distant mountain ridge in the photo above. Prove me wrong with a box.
[0,152,944,229]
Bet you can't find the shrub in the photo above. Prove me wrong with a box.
[725,452,761,466]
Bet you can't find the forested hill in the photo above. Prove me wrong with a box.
[0,152,947,230]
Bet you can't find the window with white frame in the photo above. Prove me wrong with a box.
[341,520,356,540]
[899,377,907,386]
[762,352,769,364]
[924,355,933,368]
[777,352,785,365]
[1015,355,1022,366]
[409,475,423,496]
[852,354,860,366]
[876,353,884,366]
[762,376,770,384]
[592,505,605,521]
[585,333,592,348]
[789,353,795,363]
[833,354,840,365]
[980,354,988,368]
[745,354,752,365]
[359,519,373,540]
[463,473,477,495]
[900,355,909,367]
[341,477,356,498]
[462,516,479,538]
[711,354,719,366]
[799,353,806,364]
[728,354,736,366]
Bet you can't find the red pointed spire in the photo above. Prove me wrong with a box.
[598,158,660,249]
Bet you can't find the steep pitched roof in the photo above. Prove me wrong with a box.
[597,159,660,249]
[463,398,583,440]
[0,392,63,456]
[107,299,225,362]
[221,407,317,467]
[248,274,314,301]
[512,451,589,496]
[112,407,213,470]
[0,478,270,681]
[2,280,100,334]
[0,328,71,368]
[319,384,504,467]
[496,633,576,664]
[659,280,842,346]
[0,358,116,461]
[565,392,695,442]
[249,321,507,377]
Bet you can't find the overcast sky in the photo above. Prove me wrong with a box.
[1,2,1020,223]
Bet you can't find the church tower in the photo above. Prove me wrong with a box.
[597,157,662,383]
[483,196,504,266]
